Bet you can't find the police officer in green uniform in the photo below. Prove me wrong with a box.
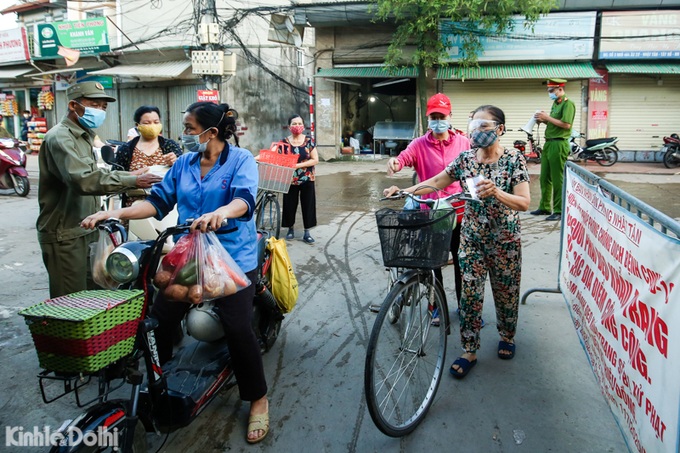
[530,79,575,221]
[37,81,162,298]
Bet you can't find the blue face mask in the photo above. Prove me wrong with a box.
[75,103,107,129]
[181,129,211,153]
[428,119,450,134]
[549,92,559,101]
[470,129,499,149]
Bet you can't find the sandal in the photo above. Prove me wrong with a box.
[449,357,477,379]
[246,409,270,444]
[497,340,516,360]
[430,308,440,327]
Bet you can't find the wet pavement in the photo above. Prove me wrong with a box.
[0,155,677,452]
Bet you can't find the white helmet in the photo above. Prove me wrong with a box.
[186,301,225,342]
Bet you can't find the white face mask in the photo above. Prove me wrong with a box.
[428,119,450,134]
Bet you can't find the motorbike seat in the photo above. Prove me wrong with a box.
[585,137,616,148]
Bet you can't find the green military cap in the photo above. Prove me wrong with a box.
[66,81,116,102]
[546,78,567,87]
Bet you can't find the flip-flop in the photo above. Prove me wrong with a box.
[246,411,270,444]
[431,308,440,327]
[450,357,477,379]
[497,340,516,360]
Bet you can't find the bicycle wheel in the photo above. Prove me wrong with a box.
[257,193,281,239]
[364,272,447,437]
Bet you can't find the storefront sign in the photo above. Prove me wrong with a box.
[34,18,110,58]
[441,12,596,62]
[587,69,609,139]
[0,27,30,63]
[600,11,680,59]
[561,169,680,453]
[197,90,220,103]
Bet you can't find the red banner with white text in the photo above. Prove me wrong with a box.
[561,168,679,453]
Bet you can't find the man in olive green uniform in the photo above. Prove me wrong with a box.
[37,81,162,298]
[530,78,575,221]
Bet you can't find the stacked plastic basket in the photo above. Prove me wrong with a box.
[257,149,299,194]
[20,290,145,373]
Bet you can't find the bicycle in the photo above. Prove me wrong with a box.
[254,144,298,239]
[364,189,475,437]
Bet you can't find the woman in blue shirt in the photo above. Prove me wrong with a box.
[81,101,269,444]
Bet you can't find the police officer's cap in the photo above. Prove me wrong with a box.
[546,78,567,88]
[67,81,117,102]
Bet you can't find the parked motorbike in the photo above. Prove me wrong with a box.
[0,138,30,196]
[569,132,619,167]
[41,219,283,452]
[661,133,680,168]
[512,126,542,163]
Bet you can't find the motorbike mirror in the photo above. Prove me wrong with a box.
[100,145,116,165]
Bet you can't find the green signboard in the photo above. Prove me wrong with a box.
[34,18,110,58]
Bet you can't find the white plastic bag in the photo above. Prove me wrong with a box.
[90,229,121,290]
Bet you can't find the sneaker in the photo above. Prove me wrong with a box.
[303,234,315,243]
[545,213,562,221]
[286,229,294,239]
[529,209,551,215]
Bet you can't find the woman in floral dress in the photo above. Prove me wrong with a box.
[383,105,530,379]
[281,114,319,243]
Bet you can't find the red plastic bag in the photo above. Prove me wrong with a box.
[153,230,250,304]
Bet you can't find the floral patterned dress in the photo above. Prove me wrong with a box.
[445,147,530,353]
[125,146,166,206]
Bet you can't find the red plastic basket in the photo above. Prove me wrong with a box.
[258,149,299,167]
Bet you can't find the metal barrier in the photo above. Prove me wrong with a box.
[521,161,680,304]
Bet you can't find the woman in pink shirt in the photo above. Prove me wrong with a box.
[387,93,470,315]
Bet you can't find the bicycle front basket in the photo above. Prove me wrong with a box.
[376,208,455,269]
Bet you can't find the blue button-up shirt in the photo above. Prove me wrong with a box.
[146,144,258,272]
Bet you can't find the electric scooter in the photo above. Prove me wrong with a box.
[0,138,30,196]
[569,132,619,167]
[32,219,283,452]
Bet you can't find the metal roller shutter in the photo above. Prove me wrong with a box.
[442,79,584,151]
[608,75,680,152]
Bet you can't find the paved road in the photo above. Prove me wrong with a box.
[1,156,677,452]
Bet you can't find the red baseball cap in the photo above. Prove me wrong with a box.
[426,93,451,116]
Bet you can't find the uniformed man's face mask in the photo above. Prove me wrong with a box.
[74,102,107,129]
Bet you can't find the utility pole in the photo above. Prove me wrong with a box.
[191,0,236,93]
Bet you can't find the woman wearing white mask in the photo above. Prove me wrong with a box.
[115,106,182,207]
[386,93,470,319]
[82,101,270,444]
[384,105,530,379]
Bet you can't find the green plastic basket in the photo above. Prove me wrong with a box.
[19,290,145,373]
[36,338,136,373]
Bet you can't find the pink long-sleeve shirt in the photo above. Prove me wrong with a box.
[397,129,470,222]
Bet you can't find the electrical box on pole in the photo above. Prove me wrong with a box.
[191,51,236,76]
[198,23,220,45]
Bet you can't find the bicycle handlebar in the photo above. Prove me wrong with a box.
[381,185,479,205]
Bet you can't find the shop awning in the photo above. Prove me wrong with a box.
[436,63,601,80]
[604,63,680,75]
[315,66,419,78]
[88,60,192,79]
[0,65,35,80]
[24,67,85,78]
